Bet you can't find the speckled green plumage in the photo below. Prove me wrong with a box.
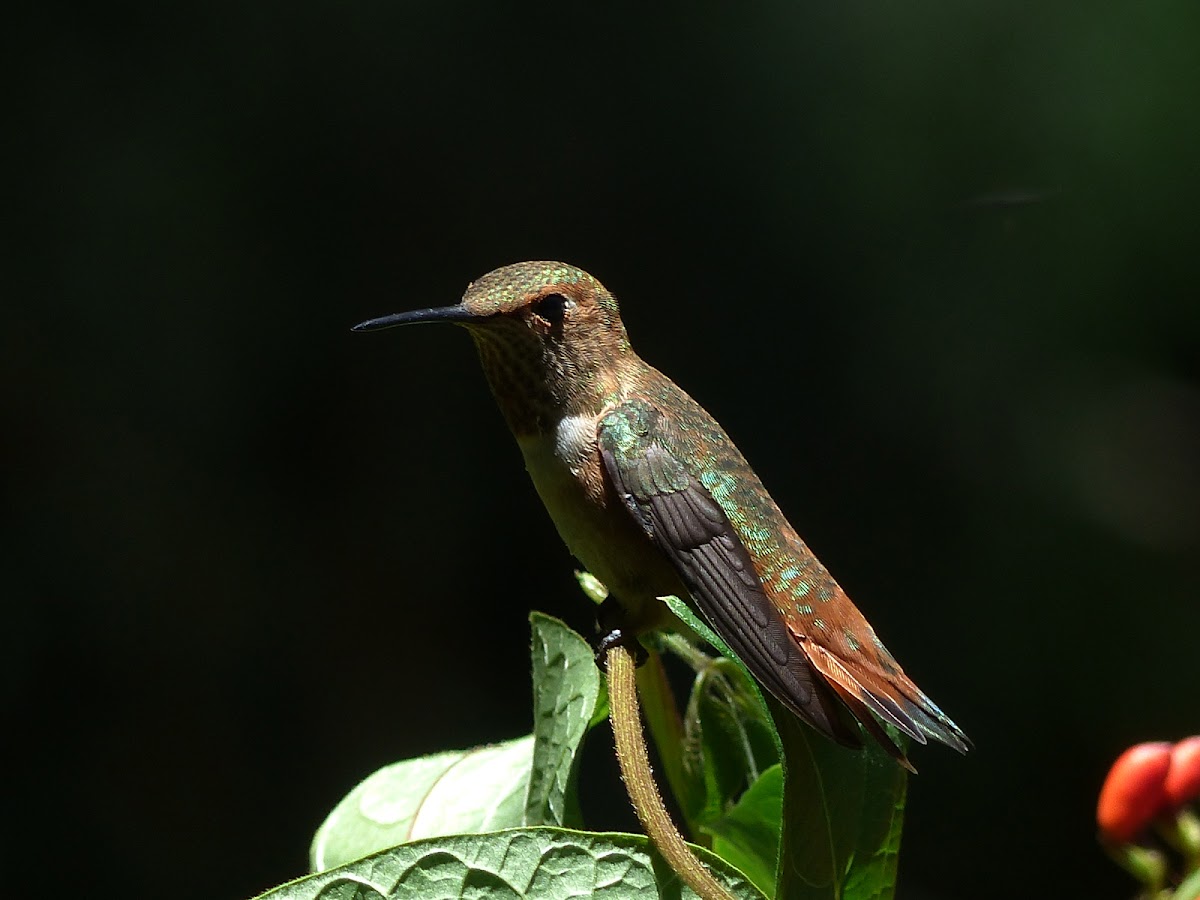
[602,387,848,622]
[463,261,616,319]
[594,380,963,755]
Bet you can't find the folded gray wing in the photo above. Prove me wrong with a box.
[598,400,857,747]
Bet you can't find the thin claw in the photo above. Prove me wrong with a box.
[594,628,649,668]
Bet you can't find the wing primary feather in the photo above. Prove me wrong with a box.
[600,430,861,747]
[597,401,964,763]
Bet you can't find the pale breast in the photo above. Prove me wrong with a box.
[553,413,598,481]
[517,414,609,551]
[516,415,682,624]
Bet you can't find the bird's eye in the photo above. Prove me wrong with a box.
[532,292,571,324]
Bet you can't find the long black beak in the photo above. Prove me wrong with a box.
[351,304,477,332]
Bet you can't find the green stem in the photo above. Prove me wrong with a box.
[608,644,734,900]
[659,631,717,673]
[635,649,705,844]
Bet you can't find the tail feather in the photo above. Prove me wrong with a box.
[895,686,972,753]
[818,671,917,772]
[803,641,971,765]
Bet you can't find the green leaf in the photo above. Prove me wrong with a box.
[771,700,906,900]
[1177,867,1200,900]
[310,736,535,872]
[311,615,604,871]
[262,827,766,900]
[575,569,609,605]
[684,657,779,830]
[590,677,611,729]
[840,754,906,900]
[661,594,907,900]
[525,613,603,827]
[660,596,781,766]
[708,765,784,899]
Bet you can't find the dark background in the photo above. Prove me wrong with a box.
[7,2,1199,898]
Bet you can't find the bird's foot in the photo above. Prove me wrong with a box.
[594,596,649,668]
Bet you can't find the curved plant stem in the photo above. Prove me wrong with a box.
[607,644,734,900]
[634,651,703,842]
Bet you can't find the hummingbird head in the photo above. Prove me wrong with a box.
[354,261,639,433]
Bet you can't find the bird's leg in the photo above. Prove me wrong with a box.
[595,595,649,667]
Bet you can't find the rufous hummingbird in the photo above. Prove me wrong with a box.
[354,261,968,768]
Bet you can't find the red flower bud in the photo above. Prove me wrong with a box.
[1097,742,1172,843]
[1164,736,1200,810]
